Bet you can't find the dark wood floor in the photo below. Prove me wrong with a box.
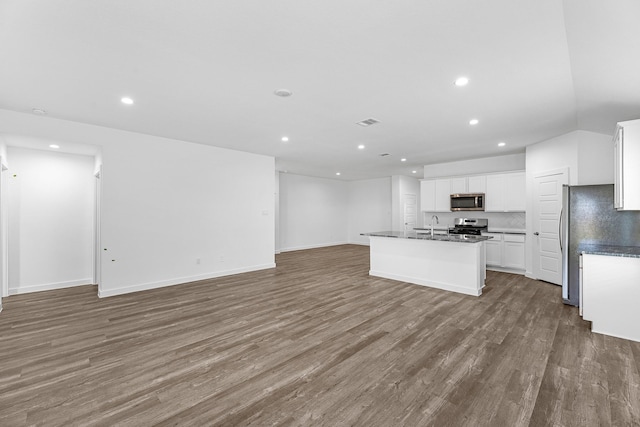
[1,244,639,426]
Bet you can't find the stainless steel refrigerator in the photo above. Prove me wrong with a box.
[561,184,640,306]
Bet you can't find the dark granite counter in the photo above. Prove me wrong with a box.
[361,231,492,243]
[580,244,640,258]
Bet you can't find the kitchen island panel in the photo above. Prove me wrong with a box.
[368,236,485,296]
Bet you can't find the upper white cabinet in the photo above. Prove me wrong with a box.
[467,176,487,193]
[420,180,436,211]
[450,177,467,194]
[614,119,640,210]
[421,171,524,212]
[420,178,451,212]
[450,176,486,194]
[485,175,505,211]
[485,172,525,212]
[434,179,451,211]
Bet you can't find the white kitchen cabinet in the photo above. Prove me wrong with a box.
[450,176,486,194]
[420,180,436,211]
[503,234,526,270]
[422,171,523,212]
[485,172,525,212]
[450,177,467,194]
[467,175,487,193]
[485,175,505,212]
[483,232,525,272]
[434,179,451,211]
[582,253,640,342]
[483,232,503,266]
[420,179,451,212]
[614,119,640,210]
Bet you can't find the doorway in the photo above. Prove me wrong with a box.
[532,168,568,285]
[6,146,97,295]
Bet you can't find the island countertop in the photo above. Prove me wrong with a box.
[580,244,640,258]
[361,231,492,243]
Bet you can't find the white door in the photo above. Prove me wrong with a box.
[403,194,417,232]
[533,169,568,284]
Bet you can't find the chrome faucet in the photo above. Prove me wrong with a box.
[431,215,439,237]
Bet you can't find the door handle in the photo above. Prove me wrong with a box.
[533,232,540,236]
[558,209,563,252]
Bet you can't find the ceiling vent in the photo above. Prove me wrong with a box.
[274,89,293,97]
[356,117,380,127]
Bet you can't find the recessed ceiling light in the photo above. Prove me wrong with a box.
[121,97,134,105]
[358,144,365,150]
[32,107,47,115]
[401,158,407,162]
[454,77,469,87]
[274,89,293,97]
[469,119,479,125]
[49,144,60,149]
[498,142,506,147]
[336,172,341,176]
[412,170,417,174]
[281,136,289,142]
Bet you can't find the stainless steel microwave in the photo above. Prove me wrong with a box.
[450,193,485,211]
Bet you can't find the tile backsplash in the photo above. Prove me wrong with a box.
[422,211,525,230]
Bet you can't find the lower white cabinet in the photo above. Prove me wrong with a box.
[503,234,526,269]
[483,233,503,266]
[482,232,525,271]
[582,253,640,342]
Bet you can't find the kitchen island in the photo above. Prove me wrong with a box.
[361,231,491,296]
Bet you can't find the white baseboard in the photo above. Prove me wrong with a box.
[9,278,93,295]
[98,262,276,298]
[279,241,349,253]
[370,270,482,297]
[487,266,526,276]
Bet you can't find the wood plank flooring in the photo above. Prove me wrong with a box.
[1,244,639,426]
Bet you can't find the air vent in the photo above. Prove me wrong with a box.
[274,89,293,97]
[379,153,390,157]
[356,117,380,127]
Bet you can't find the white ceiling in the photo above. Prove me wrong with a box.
[1,0,638,180]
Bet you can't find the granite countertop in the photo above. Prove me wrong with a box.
[414,225,450,231]
[580,244,640,258]
[361,231,492,243]
[486,228,526,234]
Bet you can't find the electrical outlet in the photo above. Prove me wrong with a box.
[196,258,201,265]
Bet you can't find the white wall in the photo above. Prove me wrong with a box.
[348,178,392,245]
[577,131,614,185]
[8,147,95,294]
[278,174,393,249]
[279,173,348,251]
[423,153,525,179]
[0,109,275,297]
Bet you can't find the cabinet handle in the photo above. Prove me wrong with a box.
[533,232,539,236]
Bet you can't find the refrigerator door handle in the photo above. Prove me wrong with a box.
[559,209,563,252]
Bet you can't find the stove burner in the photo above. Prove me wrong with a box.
[449,217,488,236]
